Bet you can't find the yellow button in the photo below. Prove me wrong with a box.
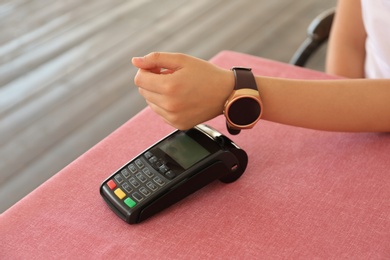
[114,188,126,200]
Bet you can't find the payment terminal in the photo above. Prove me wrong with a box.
[100,124,248,224]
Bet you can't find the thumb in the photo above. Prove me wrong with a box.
[132,52,184,71]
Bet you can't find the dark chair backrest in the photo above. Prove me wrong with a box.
[290,8,335,67]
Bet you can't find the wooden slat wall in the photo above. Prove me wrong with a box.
[0,0,336,212]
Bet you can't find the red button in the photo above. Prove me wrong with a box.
[107,180,117,190]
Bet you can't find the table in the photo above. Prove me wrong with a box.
[1,51,390,259]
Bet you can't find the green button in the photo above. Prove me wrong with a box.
[124,197,136,208]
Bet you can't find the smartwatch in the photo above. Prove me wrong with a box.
[223,67,263,135]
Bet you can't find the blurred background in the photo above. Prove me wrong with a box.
[0,0,336,212]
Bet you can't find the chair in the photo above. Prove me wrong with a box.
[290,8,335,67]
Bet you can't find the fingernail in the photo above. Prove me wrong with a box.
[132,56,144,62]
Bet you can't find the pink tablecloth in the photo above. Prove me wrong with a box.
[1,51,390,259]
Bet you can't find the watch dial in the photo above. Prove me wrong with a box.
[228,97,261,126]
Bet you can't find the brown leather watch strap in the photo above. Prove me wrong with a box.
[232,67,258,91]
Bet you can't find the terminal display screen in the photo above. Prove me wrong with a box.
[159,132,210,169]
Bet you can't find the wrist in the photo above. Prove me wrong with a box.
[220,68,236,106]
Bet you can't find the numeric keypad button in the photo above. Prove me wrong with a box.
[132,192,143,202]
[114,174,124,184]
[136,173,147,183]
[153,176,166,186]
[139,187,151,197]
[129,177,140,188]
[146,182,158,191]
[143,167,154,178]
[121,169,131,178]
[128,164,138,173]
[135,159,144,169]
[122,182,133,193]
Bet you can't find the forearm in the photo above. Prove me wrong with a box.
[257,76,390,132]
[133,52,390,133]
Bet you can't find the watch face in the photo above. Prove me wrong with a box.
[227,97,261,126]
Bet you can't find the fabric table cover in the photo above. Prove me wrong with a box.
[1,51,390,259]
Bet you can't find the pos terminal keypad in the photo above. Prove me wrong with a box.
[106,152,176,209]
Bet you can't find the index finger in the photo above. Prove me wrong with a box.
[132,52,186,71]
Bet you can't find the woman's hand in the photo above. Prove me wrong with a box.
[132,52,234,129]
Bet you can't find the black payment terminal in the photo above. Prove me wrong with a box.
[100,124,248,224]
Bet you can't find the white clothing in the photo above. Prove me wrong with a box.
[361,0,390,78]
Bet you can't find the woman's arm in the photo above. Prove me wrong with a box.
[258,76,390,132]
[326,0,367,78]
[133,52,390,132]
